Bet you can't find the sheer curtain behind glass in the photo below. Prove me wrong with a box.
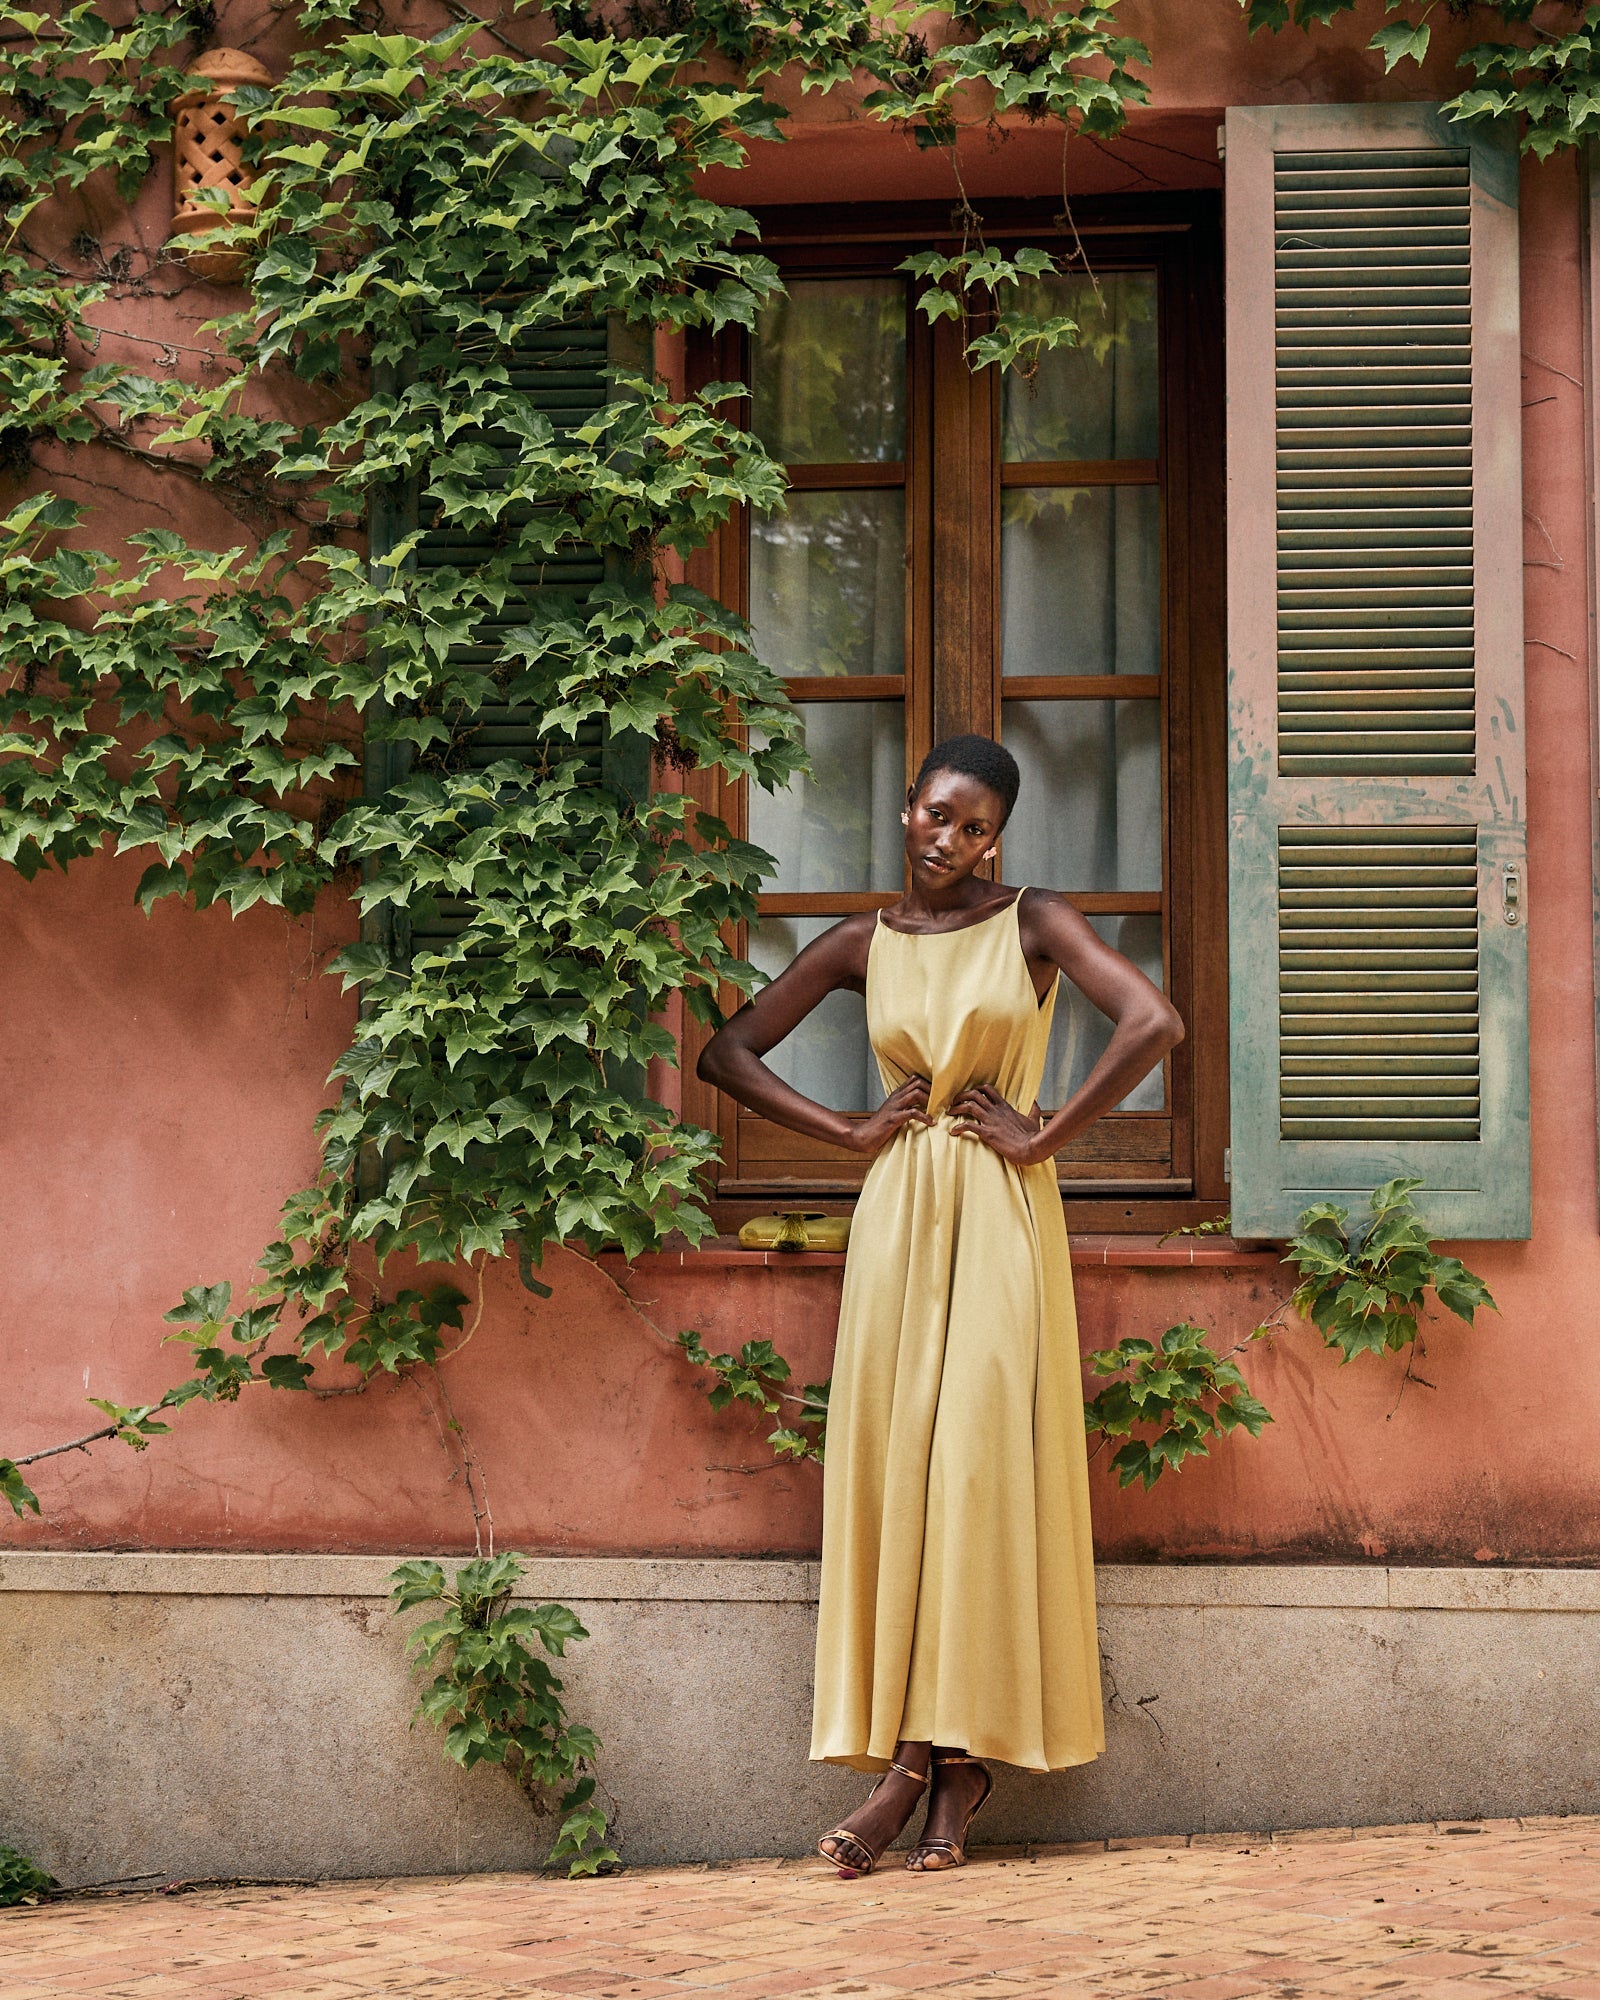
[742,280,908,1116]
[1001,485,1158,679]
[1001,272,1158,464]
[1001,272,1166,1119]
[748,706,905,896]
[1003,700,1161,894]
[749,282,905,681]
[752,282,905,464]
[749,491,905,679]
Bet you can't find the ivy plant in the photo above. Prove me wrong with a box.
[0,1844,56,1908]
[0,0,1159,1507]
[1082,1324,1275,1491]
[676,1329,829,1461]
[390,1554,619,1875]
[1273,1176,1497,1363]
[1239,0,1600,156]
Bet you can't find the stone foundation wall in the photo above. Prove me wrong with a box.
[4,1556,1595,1884]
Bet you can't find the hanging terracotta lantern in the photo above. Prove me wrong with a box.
[168,49,274,285]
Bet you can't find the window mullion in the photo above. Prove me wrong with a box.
[929,312,997,743]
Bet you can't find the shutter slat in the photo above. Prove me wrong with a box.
[1281,551,1469,569]
[1283,1053,1478,1073]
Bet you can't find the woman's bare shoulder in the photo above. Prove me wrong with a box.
[763,910,877,993]
[808,911,878,977]
[1015,885,1090,929]
[1015,887,1098,960]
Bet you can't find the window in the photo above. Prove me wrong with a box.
[683,199,1226,1230]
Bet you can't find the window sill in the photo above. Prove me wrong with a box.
[597,1243,848,1272]
[597,1234,1280,1274]
[1070,1234,1280,1269]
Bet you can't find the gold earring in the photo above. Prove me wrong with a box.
[900,811,909,825]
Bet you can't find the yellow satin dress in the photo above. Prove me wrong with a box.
[810,892,1104,1775]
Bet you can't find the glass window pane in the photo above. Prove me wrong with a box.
[748,916,885,1116]
[748,701,905,893]
[749,490,906,680]
[1003,699,1161,892]
[752,279,906,464]
[1001,271,1158,464]
[1001,485,1159,678]
[1039,914,1166,1114]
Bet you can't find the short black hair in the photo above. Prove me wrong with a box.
[911,734,1020,825]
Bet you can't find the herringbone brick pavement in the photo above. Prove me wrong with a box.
[4,1818,1599,1999]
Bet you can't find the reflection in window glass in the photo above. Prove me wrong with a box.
[748,702,905,894]
[748,917,885,1115]
[752,280,906,464]
[1003,700,1161,892]
[1039,914,1166,1113]
[1001,272,1158,464]
[749,489,905,679]
[1001,485,1159,678]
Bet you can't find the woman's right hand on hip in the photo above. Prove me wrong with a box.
[844,1075,932,1156]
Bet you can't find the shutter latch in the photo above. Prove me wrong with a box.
[1502,862,1522,926]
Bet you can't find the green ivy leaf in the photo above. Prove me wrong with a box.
[1370,20,1430,70]
[261,1354,314,1390]
[0,1460,40,1519]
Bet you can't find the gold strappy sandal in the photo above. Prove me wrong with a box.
[817,1760,929,1875]
[904,1753,993,1871]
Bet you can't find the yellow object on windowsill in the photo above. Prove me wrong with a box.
[737,1212,852,1253]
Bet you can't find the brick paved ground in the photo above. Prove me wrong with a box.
[5,1818,1600,2000]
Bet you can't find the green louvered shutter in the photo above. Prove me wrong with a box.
[1224,102,1529,1240]
[368,315,648,962]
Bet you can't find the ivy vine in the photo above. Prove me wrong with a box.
[0,0,1148,1519]
[389,1553,619,1875]
[1240,0,1600,157]
[1266,1176,1496,1363]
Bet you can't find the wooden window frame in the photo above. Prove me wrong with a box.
[681,194,1229,1234]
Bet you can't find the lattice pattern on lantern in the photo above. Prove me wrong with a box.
[175,99,252,199]
[167,49,273,285]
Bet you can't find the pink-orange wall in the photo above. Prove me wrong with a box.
[7,4,1600,1563]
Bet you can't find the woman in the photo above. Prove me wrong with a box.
[697,734,1183,1874]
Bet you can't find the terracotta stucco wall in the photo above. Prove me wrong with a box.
[7,4,1598,1562]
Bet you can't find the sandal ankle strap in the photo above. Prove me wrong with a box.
[889,1759,930,1787]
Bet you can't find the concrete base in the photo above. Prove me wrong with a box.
[4,1555,1598,1885]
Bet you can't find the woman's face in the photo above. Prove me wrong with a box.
[904,768,1008,889]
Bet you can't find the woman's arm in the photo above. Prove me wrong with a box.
[697,915,931,1157]
[950,891,1184,1167]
